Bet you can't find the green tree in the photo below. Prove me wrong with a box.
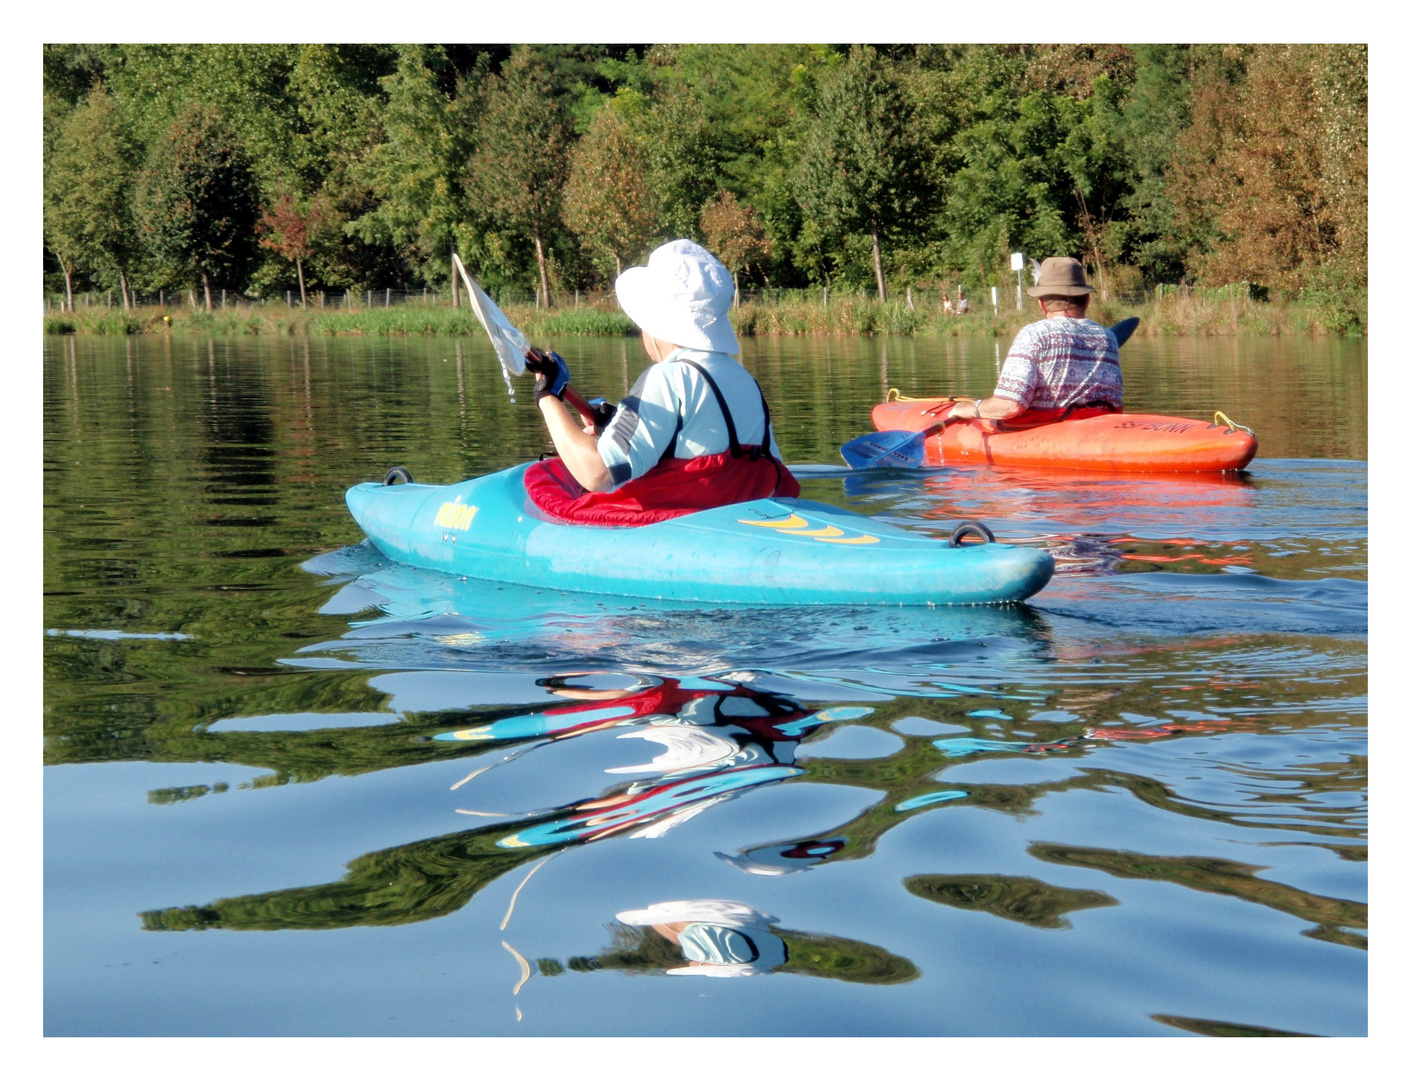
[98,45,302,186]
[43,91,78,309]
[939,87,1122,295]
[467,49,573,305]
[562,104,659,279]
[43,85,141,309]
[629,78,724,242]
[132,105,261,308]
[793,45,922,300]
[646,45,830,286]
[279,44,400,289]
[348,45,477,288]
[1061,74,1130,300]
[1111,44,1196,284]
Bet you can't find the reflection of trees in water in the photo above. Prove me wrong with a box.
[122,627,1363,938]
[540,923,919,985]
[142,687,1363,936]
[760,752,1364,879]
[1070,766,1365,844]
[141,681,818,931]
[1151,1014,1315,1037]
[1029,843,1366,950]
[904,874,1117,929]
[143,817,542,931]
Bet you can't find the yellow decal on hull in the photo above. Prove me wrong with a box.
[435,500,479,531]
[737,513,878,544]
[739,513,810,530]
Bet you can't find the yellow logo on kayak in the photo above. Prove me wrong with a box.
[435,500,479,531]
[737,512,879,544]
[439,726,492,741]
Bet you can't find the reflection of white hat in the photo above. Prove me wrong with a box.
[616,899,786,976]
[615,240,741,355]
[617,899,772,926]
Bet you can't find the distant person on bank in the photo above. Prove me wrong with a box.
[947,257,1121,424]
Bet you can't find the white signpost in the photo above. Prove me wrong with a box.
[1010,252,1025,307]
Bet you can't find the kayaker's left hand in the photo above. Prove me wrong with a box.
[948,398,978,419]
[589,397,617,428]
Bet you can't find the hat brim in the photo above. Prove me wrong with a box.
[1027,284,1095,298]
[616,266,741,355]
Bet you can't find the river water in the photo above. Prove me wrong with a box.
[43,331,1366,1037]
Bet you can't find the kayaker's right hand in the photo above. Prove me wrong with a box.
[530,351,571,401]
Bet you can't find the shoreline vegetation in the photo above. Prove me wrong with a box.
[43,288,1363,340]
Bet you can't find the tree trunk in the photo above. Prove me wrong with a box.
[1074,190,1109,302]
[614,253,623,280]
[62,260,74,313]
[202,273,213,312]
[534,231,552,309]
[871,224,887,303]
[119,270,130,311]
[296,258,307,308]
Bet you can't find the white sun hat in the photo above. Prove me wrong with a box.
[615,239,741,355]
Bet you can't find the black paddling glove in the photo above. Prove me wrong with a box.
[528,351,571,401]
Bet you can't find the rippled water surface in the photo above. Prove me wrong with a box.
[43,333,1366,1037]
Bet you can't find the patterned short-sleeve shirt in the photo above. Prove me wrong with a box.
[993,317,1123,411]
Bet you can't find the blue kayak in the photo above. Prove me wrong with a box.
[344,463,1053,606]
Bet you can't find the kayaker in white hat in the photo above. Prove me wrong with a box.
[527,239,799,524]
[948,256,1122,423]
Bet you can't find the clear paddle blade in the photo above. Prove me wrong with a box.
[454,254,529,379]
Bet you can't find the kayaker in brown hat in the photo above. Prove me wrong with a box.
[947,256,1122,423]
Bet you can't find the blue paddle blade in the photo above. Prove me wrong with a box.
[840,429,929,469]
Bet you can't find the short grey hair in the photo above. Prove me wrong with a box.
[1038,295,1090,313]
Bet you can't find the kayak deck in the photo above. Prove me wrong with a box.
[346,464,1053,606]
[872,398,1257,472]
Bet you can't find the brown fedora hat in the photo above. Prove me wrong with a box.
[1027,257,1095,298]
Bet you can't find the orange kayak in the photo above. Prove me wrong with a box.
[871,396,1257,473]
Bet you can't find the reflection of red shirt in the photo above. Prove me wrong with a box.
[543,679,814,743]
[1084,719,1254,741]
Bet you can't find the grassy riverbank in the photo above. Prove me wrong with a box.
[43,288,1364,339]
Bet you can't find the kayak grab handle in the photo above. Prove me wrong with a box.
[383,466,414,486]
[948,521,996,546]
[1212,411,1255,436]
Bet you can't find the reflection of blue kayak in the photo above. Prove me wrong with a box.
[499,763,805,849]
[345,463,1053,606]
